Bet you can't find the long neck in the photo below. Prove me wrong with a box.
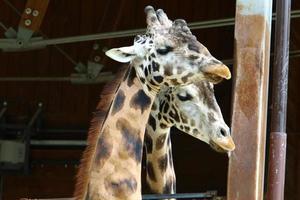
[144,107,176,195]
[76,66,156,200]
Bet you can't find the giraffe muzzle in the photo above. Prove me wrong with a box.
[210,136,236,152]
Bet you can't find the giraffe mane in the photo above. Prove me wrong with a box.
[74,64,130,200]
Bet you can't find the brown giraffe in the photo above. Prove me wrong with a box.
[144,82,235,196]
[74,6,231,200]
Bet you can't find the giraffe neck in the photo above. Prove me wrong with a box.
[75,66,156,200]
[144,109,176,195]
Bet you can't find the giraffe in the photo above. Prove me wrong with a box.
[144,82,235,195]
[74,6,231,200]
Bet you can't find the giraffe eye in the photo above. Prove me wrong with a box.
[177,93,193,101]
[156,46,173,55]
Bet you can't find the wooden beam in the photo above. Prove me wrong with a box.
[18,0,49,33]
[227,1,273,199]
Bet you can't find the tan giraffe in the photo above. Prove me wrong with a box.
[144,82,235,196]
[74,6,231,200]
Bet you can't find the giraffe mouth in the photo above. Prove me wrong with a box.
[209,136,235,153]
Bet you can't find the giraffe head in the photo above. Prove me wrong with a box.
[154,82,235,153]
[106,6,231,93]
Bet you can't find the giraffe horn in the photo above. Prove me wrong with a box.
[145,6,160,27]
[156,9,172,28]
[173,19,192,35]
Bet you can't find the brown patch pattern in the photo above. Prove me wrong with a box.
[116,118,143,163]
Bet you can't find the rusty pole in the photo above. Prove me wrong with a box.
[227,0,273,199]
[266,0,291,199]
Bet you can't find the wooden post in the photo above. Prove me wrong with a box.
[227,1,273,199]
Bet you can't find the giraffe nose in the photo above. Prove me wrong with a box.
[212,128,235,152]
[201,58,231,80]
[215,136,235,151]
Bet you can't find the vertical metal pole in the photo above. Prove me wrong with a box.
[266,0,291,199]
[227,1,273,199]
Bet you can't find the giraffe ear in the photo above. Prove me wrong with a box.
[105,46,136,63]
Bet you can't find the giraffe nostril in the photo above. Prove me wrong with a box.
[220,128,227,137]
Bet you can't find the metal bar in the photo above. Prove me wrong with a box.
[9,10,299,47]
[0,77,71,81]
[27,103,43,129]
[142,192,215,199]
[20,192,216,200]
[0,72,114,83]
[227,0,273,200]
[30,140,86,146]
[266,0,291,199]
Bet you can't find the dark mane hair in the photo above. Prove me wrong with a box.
[74,65,130,200]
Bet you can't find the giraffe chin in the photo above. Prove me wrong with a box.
[209,137,236,153]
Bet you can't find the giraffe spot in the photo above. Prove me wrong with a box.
[165,66,173,76]
[150,16,157,22]
[162,115,169,123]
[181,72,194,83]
[149,79,159,86]
[127,67,137,87]
[144,67,149,77]
[151,102,157,111]
[116,118,143,163]
[147,64,152,74]
[94,127,113,168]
[208,112,216,122]
[130,90,151,114]
[147,84,152,92]
[156,134,167,150]
[160,123,168,129]
[163,102,169,113]
[181,115,188,123]
[140,77,146,84]
[152,61,160,72]
[111,90,125,115]
[150,53,156,58]
[105,176,137,198]
[153,75,163,84]
[144,131,153,154]
[148,115,156,131]
[158,154,168,173]
[165,94,171,102]
[170,79,180,85]
[163,178,175,194]
[184,126,190,132]
[189,55,199,60]
[146,161,156,182]
[188,43,200,53]
[169,108,180,122]
[193,128,200,135]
